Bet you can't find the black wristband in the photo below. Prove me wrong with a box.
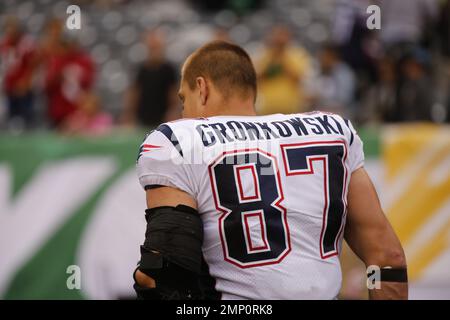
[380,267,408,282]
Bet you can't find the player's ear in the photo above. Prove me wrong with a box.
[196,76,208,106]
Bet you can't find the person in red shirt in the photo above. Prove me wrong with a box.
[0,17,38,129]
[41,18,95,128]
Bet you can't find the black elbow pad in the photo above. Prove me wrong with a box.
[135,204,204,300]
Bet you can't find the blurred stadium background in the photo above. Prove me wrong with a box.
[0,0,449,299]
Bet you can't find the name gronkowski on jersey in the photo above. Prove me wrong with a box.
[136,112,364,300]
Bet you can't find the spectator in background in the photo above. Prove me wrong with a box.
[395,48,434,121]
[307,44,355,118]
[61,91,113,136]
[362,56,398,123]
[436,0,450,122]
[380,0,438,57]
[332,0,379,84]
[121,29,179,128]
[436,0,449,58]
[41,18,95,128]
[332,0,382,124]
[0,16,38,130]
[255,25,311,115]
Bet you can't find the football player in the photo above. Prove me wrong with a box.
[132,41,408,300]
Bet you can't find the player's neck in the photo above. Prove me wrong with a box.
[211,108,257,117]
[208,99,257,117]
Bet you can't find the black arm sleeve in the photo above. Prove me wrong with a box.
[133,204,206,300]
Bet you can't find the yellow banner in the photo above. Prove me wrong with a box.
[383,124,450,282]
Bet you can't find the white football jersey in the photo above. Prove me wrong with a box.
[136,112,364,300]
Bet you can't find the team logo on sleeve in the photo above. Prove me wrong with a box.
[136,144,162,161]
